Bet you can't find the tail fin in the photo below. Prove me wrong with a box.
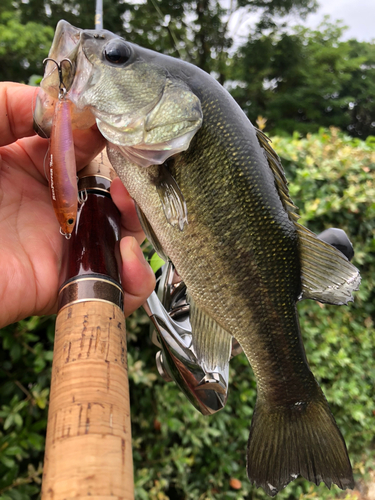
[246,389,354,496]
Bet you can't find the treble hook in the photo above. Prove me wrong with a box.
[60,227,72,240]
[78,188,88,205]
[43,58,73,99]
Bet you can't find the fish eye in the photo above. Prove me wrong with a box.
[67,218,74,225]
[104,40,132,65]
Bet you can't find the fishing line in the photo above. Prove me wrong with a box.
[31,86,51,182]
[43,145,50,182]
[148,0,181,58]
[31,86,49,140]
[31,86,39,126]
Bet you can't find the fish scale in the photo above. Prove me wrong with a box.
[112,100,313,404]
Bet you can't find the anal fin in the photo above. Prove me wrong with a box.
[189,295,232,372]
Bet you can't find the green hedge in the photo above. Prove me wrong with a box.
[1,128,374,499]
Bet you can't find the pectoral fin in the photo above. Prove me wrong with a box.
[155,165,188,231]
[298,224,360,305]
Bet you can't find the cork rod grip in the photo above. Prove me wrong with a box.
[41,153,134,499]
[41,300,133,499]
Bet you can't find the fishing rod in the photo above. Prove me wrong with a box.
[41,155,133,499]
[40,3,134,497]
[95,0,103,30]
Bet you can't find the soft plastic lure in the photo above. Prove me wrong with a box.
[45,58,78,238]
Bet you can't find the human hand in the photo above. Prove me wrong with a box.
[0,82,155,328]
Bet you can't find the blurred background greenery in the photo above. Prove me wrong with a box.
[2,0,375,138]
[0,0,374,498]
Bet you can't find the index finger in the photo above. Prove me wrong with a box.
[0,82,106,177]
[0,82,38,147]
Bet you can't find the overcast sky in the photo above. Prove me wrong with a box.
[302,0,375,42]
[229,0,375,45]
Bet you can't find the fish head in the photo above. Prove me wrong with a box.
[34,21,203,167]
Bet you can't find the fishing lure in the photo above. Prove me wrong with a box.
[44,58,79,239]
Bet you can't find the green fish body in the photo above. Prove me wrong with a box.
[35,21,360,496]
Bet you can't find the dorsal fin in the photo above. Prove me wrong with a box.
[255,128,360,305]
[255,128,299,223]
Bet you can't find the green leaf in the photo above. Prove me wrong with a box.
[0,455,16,468]
[149,252,166,273]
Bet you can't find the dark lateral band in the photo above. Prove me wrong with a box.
[58,275,124,312]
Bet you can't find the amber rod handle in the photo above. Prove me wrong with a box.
[41,152,134,499]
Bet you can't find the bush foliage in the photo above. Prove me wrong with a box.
[0,128,374,499]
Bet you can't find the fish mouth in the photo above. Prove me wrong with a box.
[33,20,96,138]
[42,20,81,97]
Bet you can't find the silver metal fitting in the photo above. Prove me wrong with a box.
[144,259,241,416]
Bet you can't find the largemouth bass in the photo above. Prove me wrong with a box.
[34,20,360,496]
